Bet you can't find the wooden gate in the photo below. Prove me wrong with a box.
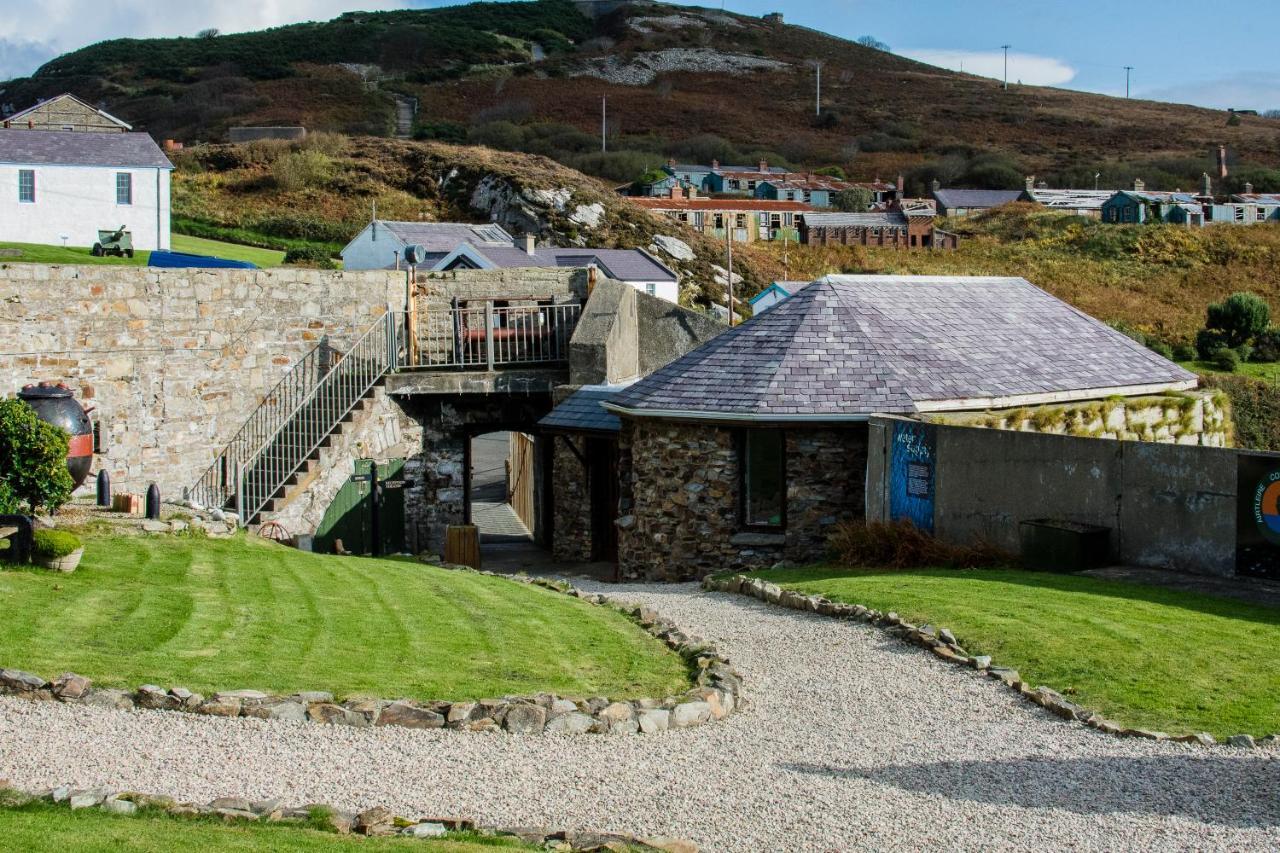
[508,432,536,533]
[312,458,406,556]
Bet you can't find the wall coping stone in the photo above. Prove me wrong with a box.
[706,573,1275,750]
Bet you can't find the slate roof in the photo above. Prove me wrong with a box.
[379,221,513,252]
[801,212,909,227]
[931,189,1024,210]
[539,384,630,433]
[606,275,1197,421]
[0,128,171,168]
[464,246,677,283]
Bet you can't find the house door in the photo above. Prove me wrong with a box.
[313,458,407,556]
[587,438,619,563]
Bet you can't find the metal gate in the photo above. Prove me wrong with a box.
[312,458,406,556]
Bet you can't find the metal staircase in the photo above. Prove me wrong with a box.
[190,311,398,526]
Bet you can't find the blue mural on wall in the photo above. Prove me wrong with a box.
[889,420,936,533]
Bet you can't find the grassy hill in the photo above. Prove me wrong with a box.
[5,1,1279,192]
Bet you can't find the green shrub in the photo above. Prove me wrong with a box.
[0,399,73,515]
[283,246,337,268]
[1251,328,1280,362]
[1210,347,1240,372]
[413,120,467,143]
[0,480,19,515]
[1172,343,1198,362]
[833,187,873,212]
[1206,292,1271,347]
[1204,374,1280,450]
[32,529,82,559]
[1196,328,1230,359]
[1235,343,1254,363]
[814,165,847,180]
[1148,341,1174,359]
[269,150,333,191]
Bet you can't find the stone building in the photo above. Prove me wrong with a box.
[600,275,1204,580]
[2,93,131,132]
[798,211,957,250]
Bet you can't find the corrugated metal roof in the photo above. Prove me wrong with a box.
[0,127,171,168]
[801,212,908,227]
[539,384,630,433]
[1111,190,1202,204]
[632,197,815,212]
[1232,193,1280,205]
[608,275,1196,420]
[1025,188,1113,209]
[932,189,1024,209]
[381,221,513,251]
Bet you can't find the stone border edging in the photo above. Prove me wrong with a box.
[706,573,1274,750]
[0,784,699,852]
[0,573,743,736]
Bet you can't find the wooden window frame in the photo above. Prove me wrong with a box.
[737,428,787,532]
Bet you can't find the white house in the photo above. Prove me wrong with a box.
[0,128,172,251]
[342,219,681,303]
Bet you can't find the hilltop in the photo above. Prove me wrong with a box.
[5,1,1279,192]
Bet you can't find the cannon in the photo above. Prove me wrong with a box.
[91,226,134,258]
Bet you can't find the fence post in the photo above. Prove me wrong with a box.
[485,301,495,371]
[236,462,247,528]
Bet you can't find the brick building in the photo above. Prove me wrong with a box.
[798,211,958,250]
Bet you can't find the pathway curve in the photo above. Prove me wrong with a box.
[1,583,1278,851]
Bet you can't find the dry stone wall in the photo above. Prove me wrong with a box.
[617,419,868,580]
[0,264,402,498]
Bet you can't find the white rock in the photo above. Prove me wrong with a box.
[651,234,695,261]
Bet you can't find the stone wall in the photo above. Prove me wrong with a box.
[0,264,401,498]
[551,432,593,563]
[617,419,867,580]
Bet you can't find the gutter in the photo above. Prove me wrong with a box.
[600,403,873,424]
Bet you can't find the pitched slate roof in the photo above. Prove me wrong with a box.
[0,128,171,168]
[606,275,1197,421]
[931,189,1024,210]
[539,384,629,433]
[464,246,677,283]
[380,221,513,251]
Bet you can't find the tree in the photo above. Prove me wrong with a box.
[833,187,873,212]
[857,35,890,51]
[197,28,219,39]
[814,165,846,180]
[1206,292,1271,347]
[0,398,73,516]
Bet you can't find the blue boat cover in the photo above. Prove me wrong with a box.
[148,250,257,269]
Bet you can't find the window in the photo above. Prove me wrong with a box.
[694,211,705,228]
[1257,207,1267,222]
[740,430,785,529]
[735,213,747,228]
[1235,206,1246,222]
[115,172,132,205]
[714,213,725,229]
[17,169,34,203]
[645,283,656,296]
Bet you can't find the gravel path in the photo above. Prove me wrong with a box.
[2,583,1278,851]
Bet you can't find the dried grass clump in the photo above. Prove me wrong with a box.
[829,520,1008,570]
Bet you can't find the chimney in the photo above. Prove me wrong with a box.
[687,186,698,199]
[669,185,684,200]
[759,159,768,173]
[1245,182,1255,195]
[711,159,719,170]
[667,157,675,168]
[896,174,905,198]
[1037,180,1047,190]
[1133,178,1145,192]
[1025,175,1035,192]
[930,178,941,194]
[1202,172,1212,198]
[1218,145,1229,180]
[521,234,536,256]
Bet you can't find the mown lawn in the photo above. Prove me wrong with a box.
[0,241,148,265]
[748,566,1280,738]
[1178,359,1280,383]
[171,234,285,267]
[0,534,689,701]
[0,797,525,852]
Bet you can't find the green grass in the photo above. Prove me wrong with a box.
[0,534,689,701]
[0,241,148,265]
[748,566,1280,738]
[1177,359,1280,382]
[0,796,526,852]
[170,234,286,267]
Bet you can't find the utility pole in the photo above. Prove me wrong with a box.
[725,227,734,326]
[601,95,607,153]
[1124,66,1133,98]
[815,62,822,115]
[1001,45,1011,90]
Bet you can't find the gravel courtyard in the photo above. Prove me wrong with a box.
[1,583,1277,851]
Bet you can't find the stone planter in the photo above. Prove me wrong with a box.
[38,548,83,573]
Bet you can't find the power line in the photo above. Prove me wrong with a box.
[1123,66,1133,98]
[1001,45,1011,90]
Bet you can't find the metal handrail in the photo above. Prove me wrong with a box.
[400,302,581,369]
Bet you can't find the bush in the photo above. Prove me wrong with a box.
[814,165,846,180]
[1195,328,1230,359]
[1251,328,1280,362]
[0,480,19,515]
[0,399,73,516]
[1210,347,1240,372]
[1172,343,1198,362]
[833,187,873,212]
[32,529,82,559]
[1205,292,1271,347]
[269,150,333,191]
[413,120,467,143]
[1203,375,1280,450]
[283,246,337,269]
[1234,343,1254,363]
[828,520,1008,570]
[1148,341,1174,359]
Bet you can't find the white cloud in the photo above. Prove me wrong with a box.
[899,48,1077,87]
[0,0,405,80]
[1138,71,1280,112]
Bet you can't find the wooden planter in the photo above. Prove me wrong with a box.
[37,548,83,573]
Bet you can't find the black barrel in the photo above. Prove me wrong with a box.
[17,383,93,489]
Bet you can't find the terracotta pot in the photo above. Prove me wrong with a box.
[38,548,83,573]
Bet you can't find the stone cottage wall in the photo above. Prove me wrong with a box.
[0,264,401,498]
[551,434,593,562]
[617,419,868,581]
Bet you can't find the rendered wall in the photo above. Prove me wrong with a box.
[0,164,170,250]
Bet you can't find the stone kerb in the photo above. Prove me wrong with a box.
[0,574,743,737]
[706,574,1272,750]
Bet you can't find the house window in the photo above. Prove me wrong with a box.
[1258,207,1267,222]
[740,430,785,529]
[17,169,34,203]
[645,283,656,296]
[783,212,793,226]
[714,213,725,229]
[1235,206,1246,222]
[694,211,705,228]
[735,213,747,228]
[116,172,132,205]
[676,211,688,222]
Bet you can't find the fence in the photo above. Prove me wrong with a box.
[399,301,581,369]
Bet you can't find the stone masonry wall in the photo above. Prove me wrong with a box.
[617,419,868,581]
[551,434,593,563]
[0,264,402,498]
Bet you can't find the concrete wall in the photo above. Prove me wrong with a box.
[0,264,401,498]
[0,164,170,250]
[867,415,1247,576]
[228,127,307,143]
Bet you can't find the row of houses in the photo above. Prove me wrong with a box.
[631,159,898,209]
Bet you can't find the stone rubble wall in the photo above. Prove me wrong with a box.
[617,419,868,581]
[551,432,594,564]
[0,573,742,737]
[0,264,402,499]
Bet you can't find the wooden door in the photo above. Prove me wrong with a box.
[588,438,619,563]
[509,432,537,533]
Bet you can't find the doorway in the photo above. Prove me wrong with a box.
[468,430,535,543]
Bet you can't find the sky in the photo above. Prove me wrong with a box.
[0,0,1277,111]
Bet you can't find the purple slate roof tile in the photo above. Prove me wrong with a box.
[609,276,1197,420]
[0,127,172,169]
